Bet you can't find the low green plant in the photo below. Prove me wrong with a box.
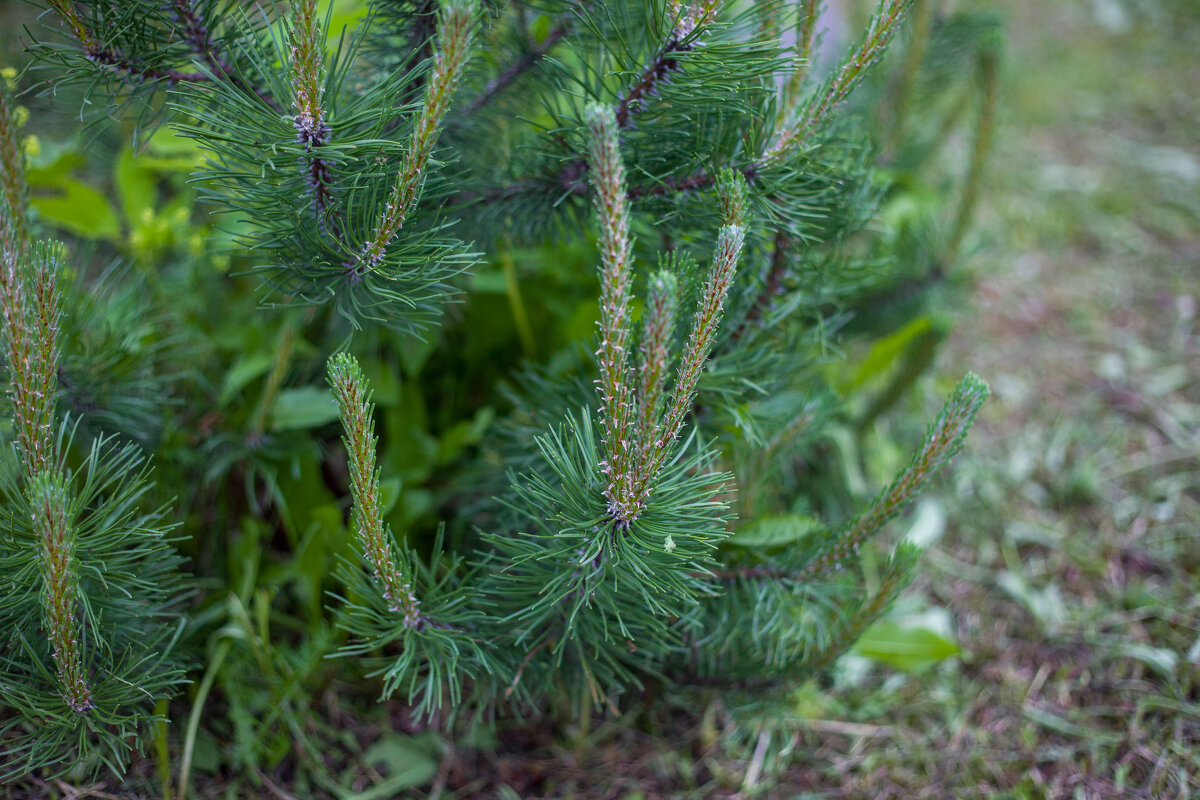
[0,0,992,788]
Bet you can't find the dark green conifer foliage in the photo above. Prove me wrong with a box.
[0,81,188,778]
[2,0,995,782]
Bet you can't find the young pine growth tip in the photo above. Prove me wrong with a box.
[805,372,990,576]
[586,130,749,524]
[634,269,678,478]
[0,106,62,475]
[357,0,479,271]
[328,353,423,628]
[288,0,333,217]
[766,0,914,163]
[585,103,639,522]
[29,471,92,713]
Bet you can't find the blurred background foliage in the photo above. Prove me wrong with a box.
[0,0,1196,796]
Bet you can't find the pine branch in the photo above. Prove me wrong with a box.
[753,0,783,43]
[804,544,920,672]
[629,172,747,510]
[943,36,1000,269]
[27,243,63,465]
[466,3,718,209]
[30,472,93,713]
[399,0,439,104]
[776,0,821,127]
[168,0,259,98]
[612,6,699,129]
[0,76,27,250]
[765,0,914,164]
[649,224,744,448]
[469,0,909,212]
[633,270,678,481]
[354,0,479,272]
[46,0,208,84]
[586,104,639,522]
[882,0,933,156]
[169,0,212,55]
[803,373,989,577]
[795,0,821,68]
[288,0,335,221]
[43,0,285,112]
[328,353,423,628]
[0,92,56,474]
[709,374,989,587]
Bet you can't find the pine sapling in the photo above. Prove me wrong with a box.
[16,0,998,762]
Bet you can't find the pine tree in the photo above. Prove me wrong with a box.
[3,0,993,783]
[0,77,188,778]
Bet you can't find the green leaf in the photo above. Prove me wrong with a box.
[270,387,340,431]
[319,0,369,37]
[853,621,961,672]
[31,179,122,240]
[725,515,823,549]
[347,732,439,799]
[220,353,274,405]
[25,148,85,188]
[115,147,157,225]
[436,407,495,465]
[141,127,206,171]
[396,332,438,377]
[843,316,933,392]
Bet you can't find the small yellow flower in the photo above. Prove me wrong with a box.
[21,135,40,158]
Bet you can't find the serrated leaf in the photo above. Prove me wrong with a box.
[854,621,961,671]
[270,387,339,431]
[31,179,121,239]
[725,515,823,549]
